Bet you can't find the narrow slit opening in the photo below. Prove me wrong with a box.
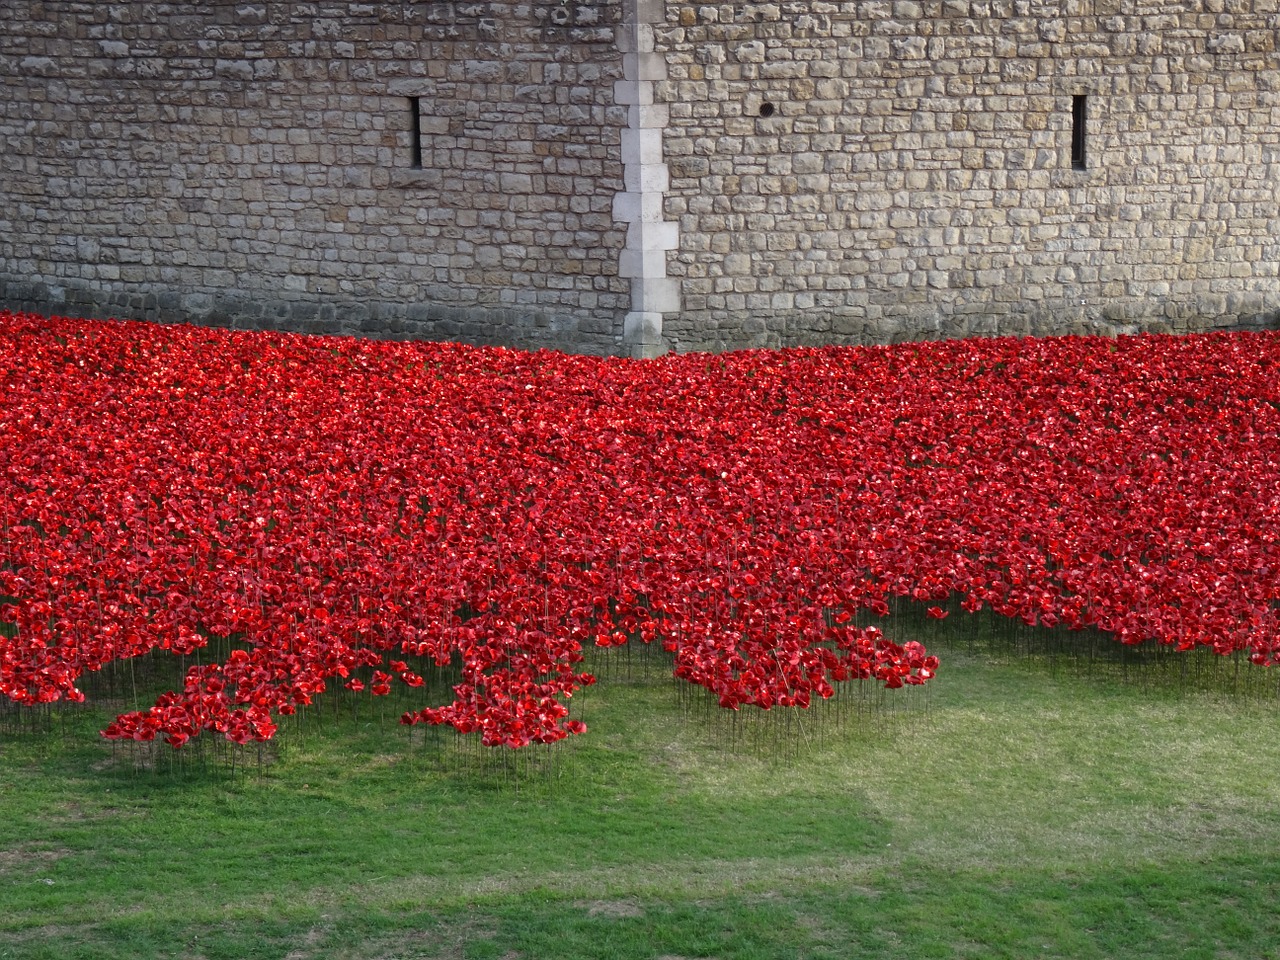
[1071,95,1087,171]
[410,97,423,170]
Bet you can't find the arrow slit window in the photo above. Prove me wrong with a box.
[1071,95,1088,171]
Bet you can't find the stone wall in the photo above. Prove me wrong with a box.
[655,0,1280,351]
[2,1,1279,355]
[0,1,631,354]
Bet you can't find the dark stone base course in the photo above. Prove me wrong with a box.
[0,278,628,357]
[4,277,1277,358]
[663,297,1280,355]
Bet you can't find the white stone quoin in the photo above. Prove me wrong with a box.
[615,0,678,359]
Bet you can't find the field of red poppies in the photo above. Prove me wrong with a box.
[1,312,1277,752]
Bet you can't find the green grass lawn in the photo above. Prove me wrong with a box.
[2,626,1279,960]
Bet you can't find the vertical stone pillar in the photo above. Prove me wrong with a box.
[615,0,678,358]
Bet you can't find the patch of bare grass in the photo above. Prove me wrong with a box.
[575,898,645,919]
[0,843,71,875]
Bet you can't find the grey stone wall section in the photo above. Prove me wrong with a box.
[0,1,631,354]
[2,1,1280,355]
[654,0,1280,353]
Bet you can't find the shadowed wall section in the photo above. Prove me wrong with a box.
[0,2,632,354]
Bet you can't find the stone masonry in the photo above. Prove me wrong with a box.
[0,1,632,354]
[657,0,1280,351]
[2,1,1279,356]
